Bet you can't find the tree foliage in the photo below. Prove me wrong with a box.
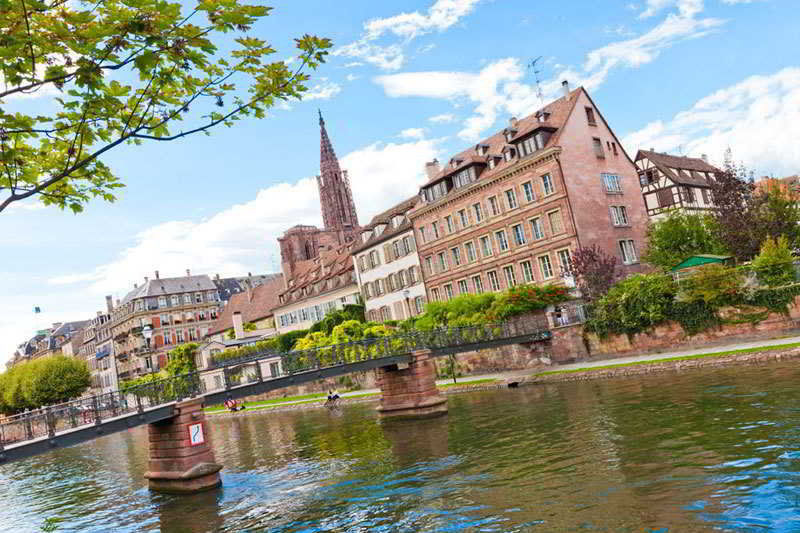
[0,355,90,414]
[752,235,796,287]
[0,0,332,213]
[643,211,728,270]
[567,245,619,301]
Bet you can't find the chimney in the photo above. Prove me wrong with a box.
[144,276,148,283]
[701,154,708,163]
[424,158,441,179]
[232,311,244,340]
[561,80,570,98]
[134,283,138,289]
[155,270,160,279]
[650,147,654,152]
[214,273,220,281]
[105,295,113,313]
[248,272,252,277]
[186,269,191,277]
[509,117,518,128]
[246,279,253,302]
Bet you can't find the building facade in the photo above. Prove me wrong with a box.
[352,197,427,321]
[110,271,221,380]
[412,84,648,301]
[635,150,721,219]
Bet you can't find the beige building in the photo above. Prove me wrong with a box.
[352,197,427,321]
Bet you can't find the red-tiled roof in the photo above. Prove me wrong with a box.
[636,150,721,187]
[351,196,419,254]
[423,88,581,187]
[279,243,357,303]
[207,275,284,335]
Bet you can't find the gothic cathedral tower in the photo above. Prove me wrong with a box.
[317,111,359,240]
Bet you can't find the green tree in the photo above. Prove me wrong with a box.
[0,0,331,213]
[643,211,728,270]
[752,235,796,287]
[0,355,90,413]
[164,342,198,376]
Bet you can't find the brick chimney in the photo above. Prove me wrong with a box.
[561,80,570,98]
[701,154,708,163]
[424,159,441,180]
[232,311,244,340]
[246,279,253,302]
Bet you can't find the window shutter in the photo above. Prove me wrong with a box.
[393,301,405,320]
[408,236,416,252]
[383,243,394,263]
[610,207,619,226]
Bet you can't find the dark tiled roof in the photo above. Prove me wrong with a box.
[351,196,419,254]
[213,273,282,303]
[636,150,721,187]
[207,275,284,335]
[51,320,90,338]
[120,275,217,304]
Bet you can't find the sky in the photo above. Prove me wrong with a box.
[2,0,798,364]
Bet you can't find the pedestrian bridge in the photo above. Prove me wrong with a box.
[0,317,551,489]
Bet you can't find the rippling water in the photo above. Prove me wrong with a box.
[3,361,800,532]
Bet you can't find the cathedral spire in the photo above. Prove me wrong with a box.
[317,113,359,234]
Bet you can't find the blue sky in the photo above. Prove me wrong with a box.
[2,0,798,363]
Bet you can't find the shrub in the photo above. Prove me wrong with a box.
[643,211,728,270]
[0,355,91,414]
[752,235,795,287]
[587,274,678,337]
[486,284,570,321]
[567,245,620,300]
[679,264,743,305]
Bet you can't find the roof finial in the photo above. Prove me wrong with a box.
[318,108,324,126]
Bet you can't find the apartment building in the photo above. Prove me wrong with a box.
[352,197,427,321]
[110,271,221,380]
[635,149,721,219]
[412,83,647,301]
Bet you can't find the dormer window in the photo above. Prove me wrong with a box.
[488,158,496,170]
[391,215,403,228]
[536,111,551,123]
[375,224,386,236]
[475,144,489,156]
[361,231,371,243]
[502,145,516,162]
[504,129,517,142]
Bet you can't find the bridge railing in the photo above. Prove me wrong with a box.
[0,373,204,449]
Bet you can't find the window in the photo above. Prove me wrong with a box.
[158,296,167,308]
[458,209,469,228]
[386,274,395,292]
[393,240,402,258]
[444,284,454,300]
[593,137,605,158]
[465,241,477,262]
[189,328,197,341]
[177,330,185,343]
[610,206,629,226]
[183,294,191,304]
[437,251,448,272]
[522,181,535,202]
[194,293,202,304]
[503,265,517,287]
[472,275,484,294]
[538,255,554,279]
[452,165,477,189]
[171,295,179,306]
[521,260,534,283]
[369,250,380,268]
[701,188,710,204]
[602,173,622,193]
[480,235,493,257]
[495,230,509,252]
[402,236,413,254]
[548,210,564,234]
[487,271,500,291]
[419,226,427,244]
[585,106,596,125]
[451,247,462,266]
[398,270,407,287]
[414,296,425,314]
[381,306,392,321]
[619,239,638,264]
[680,186,696,204]
[269,362,280,378]
[611,142,618,156]
[160,314,169,326]
[432,221,440,239]
[505,189,518,209]
[542,174,554,196]
[488,196,500,216]
[511,223,526,246]
[425,256,433,275]
[518,136,538,157]
[358,256,367,272]
[530,217,545,240]
[409,266,418,283]
[557,249,572,274]
[657,188,675,207]
[445,215,455,233]
[431,287,441,301]
[164,332,173,345]
[473,203,484,222]
[458,279,469,294]
[145,357,153,371]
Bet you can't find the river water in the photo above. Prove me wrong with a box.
[2,361,800,532]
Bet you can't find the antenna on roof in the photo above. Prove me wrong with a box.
[527,56,545,106]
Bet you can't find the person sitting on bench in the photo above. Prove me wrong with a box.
[224,398,246,412]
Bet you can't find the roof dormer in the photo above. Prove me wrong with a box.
[361,230,372,243]
[501,145,516,162]
[475,144,489,156]
[450,157,463,169]
[391,214,404,228]
[375,223,386,236]
[536,111,551,123]
[487,154,502,170]
[503,128,518,142]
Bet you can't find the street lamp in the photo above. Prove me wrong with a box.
[403,289,412,317]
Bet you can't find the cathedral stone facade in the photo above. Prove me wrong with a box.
[277,113,360,286]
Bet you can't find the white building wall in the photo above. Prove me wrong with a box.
[274,284,361,334]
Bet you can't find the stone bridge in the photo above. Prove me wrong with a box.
[0,317,551,493]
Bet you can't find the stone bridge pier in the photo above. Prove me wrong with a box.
[376,349,448,419]
[145,397,222,494]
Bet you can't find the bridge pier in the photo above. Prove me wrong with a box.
[376,349,448,419]
[144,398,222,494]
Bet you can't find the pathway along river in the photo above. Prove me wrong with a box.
[2,361,800,532]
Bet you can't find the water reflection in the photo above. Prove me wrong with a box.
[3,362,800,531]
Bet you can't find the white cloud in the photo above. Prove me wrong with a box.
[334,0,482,71]
[623,67,800,176]
[304,80,342,100]
[374,1,725,140]
[429,113,456,124]
[346,74,360,82]
[344,62,365,68]
[721,0,762,3]
[639,0,703,18]
[47,138,441,295]
[399,127,426,140]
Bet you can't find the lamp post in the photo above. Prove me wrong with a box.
[403,289,412,318]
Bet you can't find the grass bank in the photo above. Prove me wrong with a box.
[205,378,499,414]
[534,341,800,377]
